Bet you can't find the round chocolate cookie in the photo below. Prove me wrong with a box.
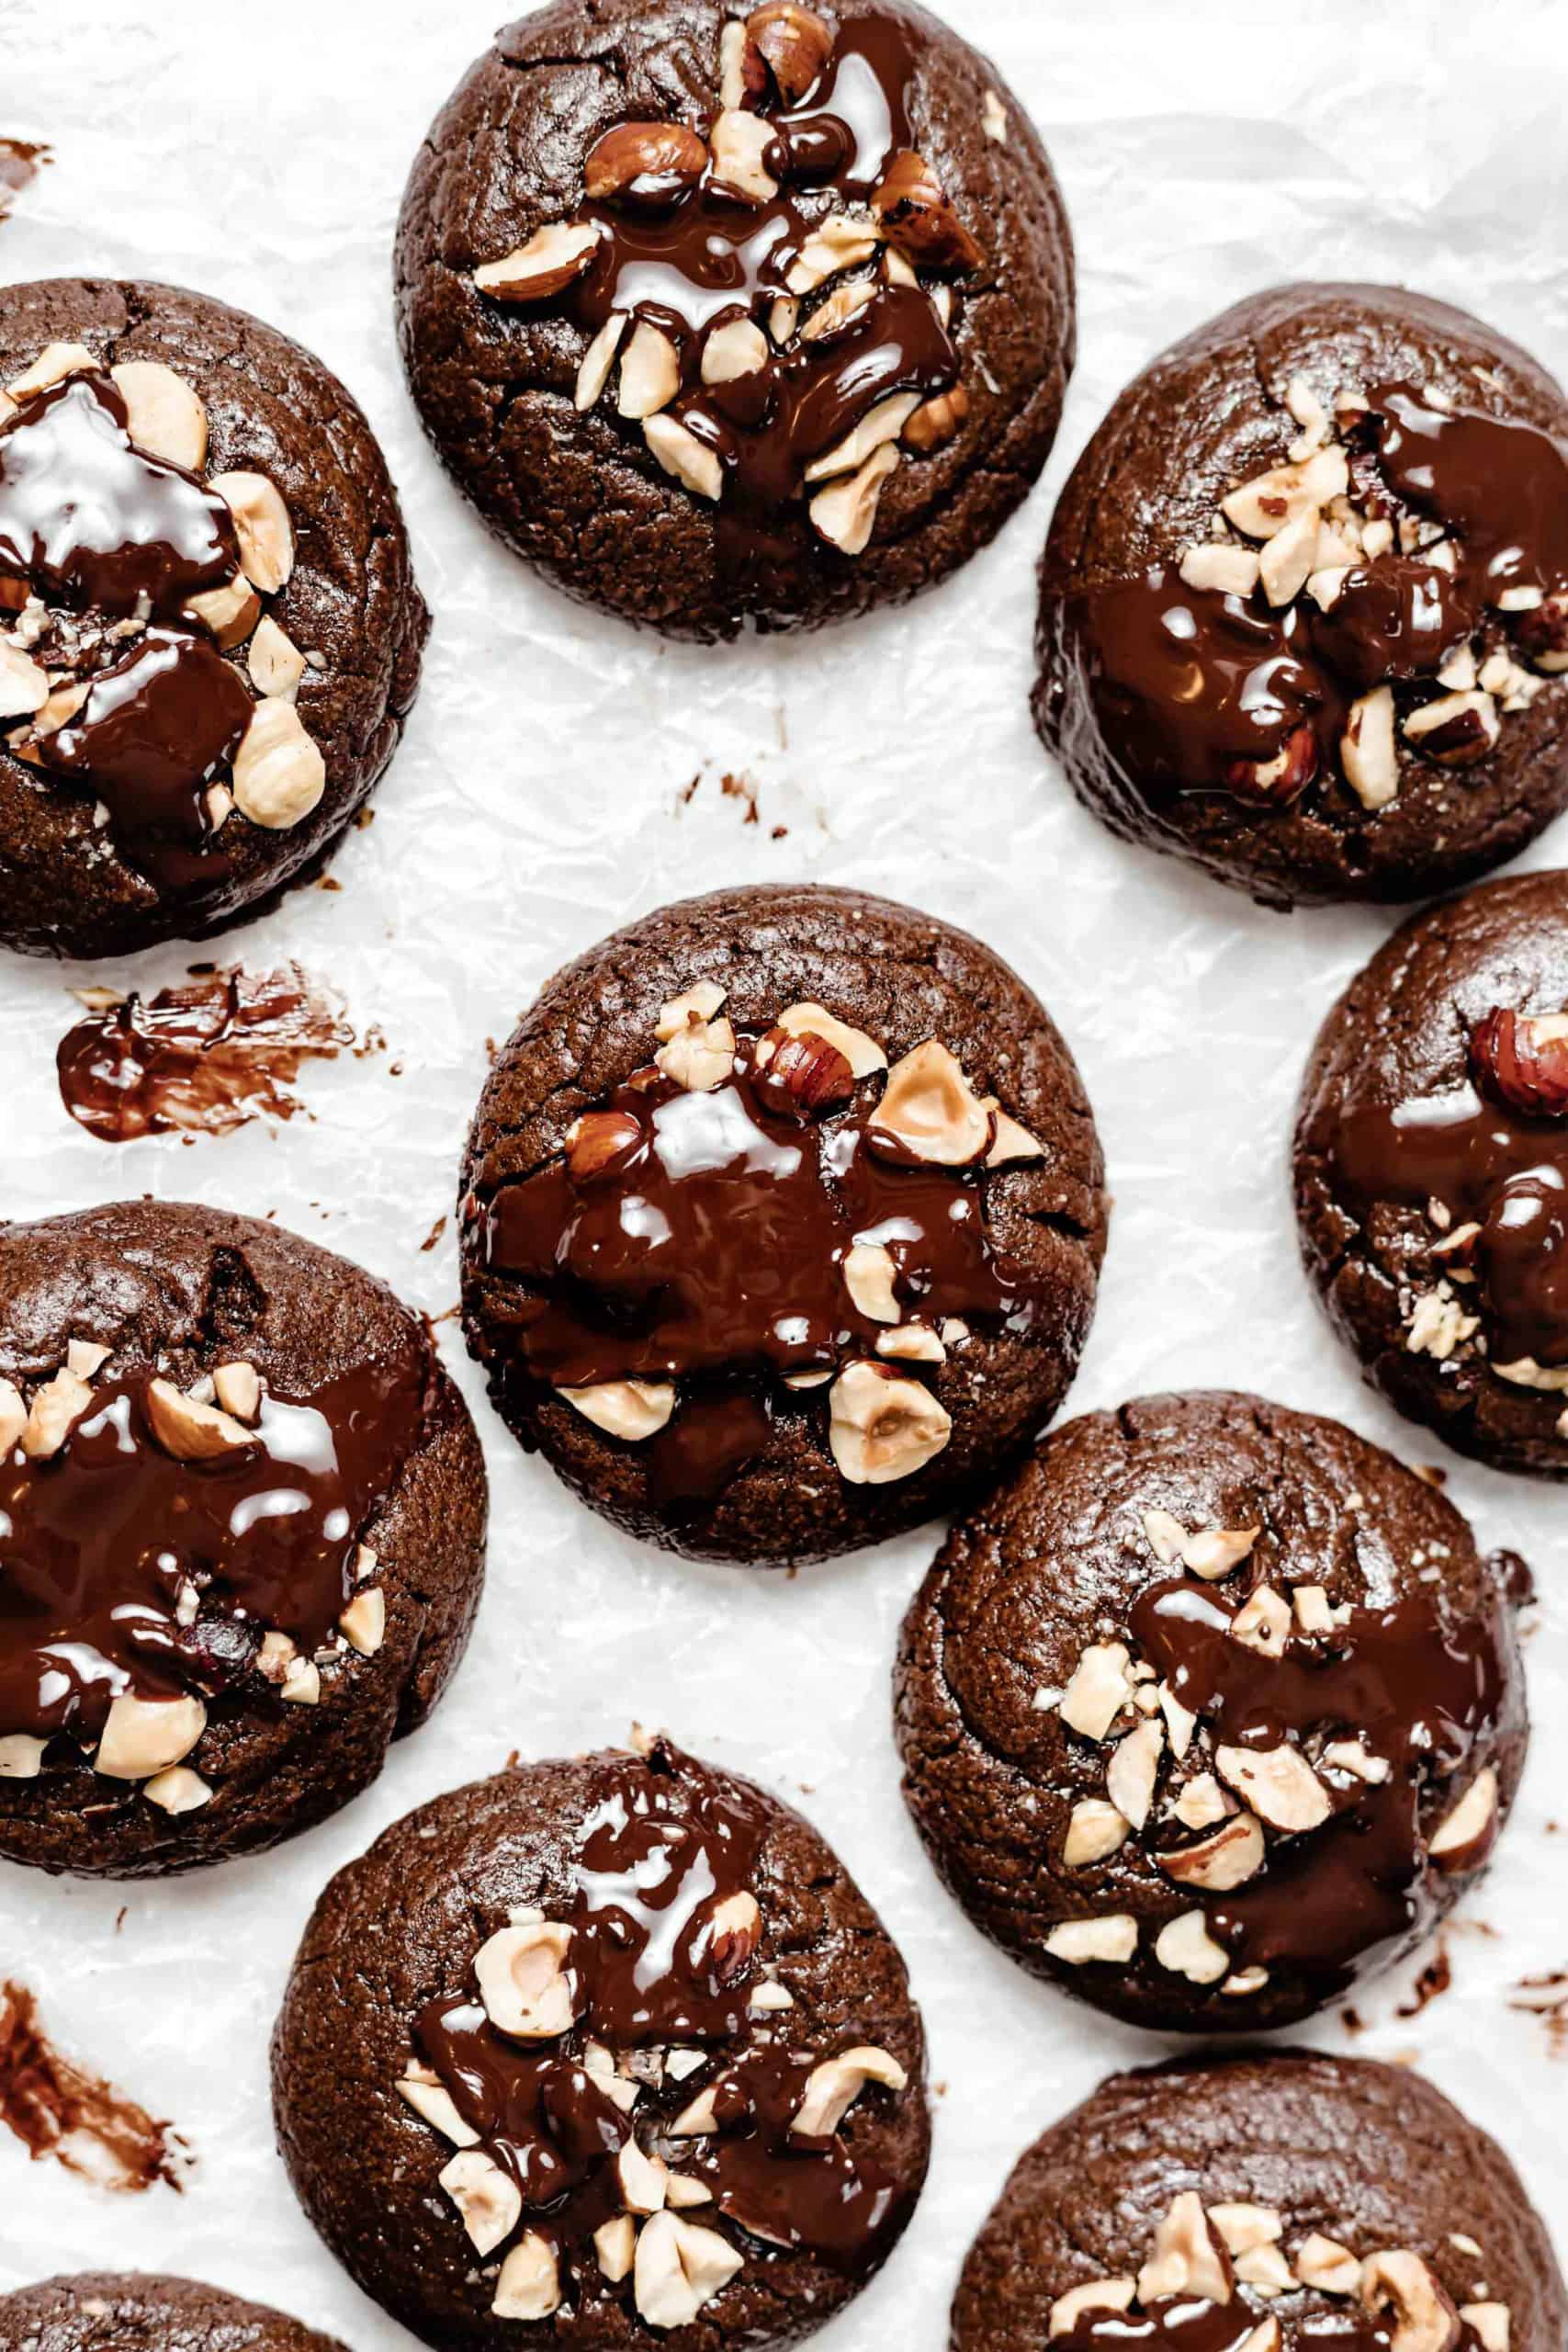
[395,0,1074,639]
[1035,282,1568,909]
[1297,868,1568,1478]
[273,1736,930,2351]
[0,2276,347,2352]
[952,2052,1563,2352]
[0,1200,487,1877]
[0,278,428,958]
[458,882,1108,1567]
[895,1390,1528,2034]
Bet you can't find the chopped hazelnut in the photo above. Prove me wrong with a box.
[595,2212,637,2280]
[710,108,778,204]
[1058,1642,1135,1741]
[576,312,628,411]
[186,574,262,651]
[339,1589,386,1657]
[0,638,51,719]
[1182,1524,1259,1579]
[1160,1811,1265,1892]
[108,360,209,471]
[800,277,878,344]
[747,3,833,101]
[656,1012,737,1090]
[145,1377,255,1461]
[1231,1584,1291,1657]
[491,2233,561,2321]
[617,2136,671,2214]
[809,440,898,555]
[96,1693,207,1781]
[657,981,728,1038]
[231,697,327,831]
[7,342,98,401]
[1215,1742,1330,1833]
[141,1765,212,1815]
[1428,1766,1498,1870]
[787,210,883,294]
[1295,2233,1363,2295]
[1043,1915,1139,1965]
[1137,2192,1233,2304]
[212,1361,261,1420]
[873,1039,990,1163]
[805,390,919,483]
[397,2070,479,2148]
[560,1377,676,1442]
[209,471,294,594]
[1048,2281,1136,2338]
[1459,2305,1510,2352]
[473,1918,581,2040]
[1221,447,1349,539]
[474,221,604,301]
[771,1001,886,1076]
[702,317,771,387]
[248,616,307,700]
[21,1367,93,1460]
[1359,2250,1461,2352]
[1211,2203,1283,2256]
[903,383,971,454]
[844,1240,899,1323]
[1342,684,1400,808]
[1175,1773,1230,1830]
[1106,1715,1165,1831]
[0,1735,46,1780]
[1063,1797,1131,1867]
[439,2147,522,2256]
[792,2044,907,2138]
[828,1361,950,1484]
[617,322,681,420]
[644,413,725,503]
[1153,1908,1230,1984]
[872,150,984,270]
[585,120,708,205]
[634,2211,744,2329]
[1179,543,1262,597]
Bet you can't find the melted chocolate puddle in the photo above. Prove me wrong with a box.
[0,1980,186,2192]
[57,964,353,1141]
[0,140,50,220]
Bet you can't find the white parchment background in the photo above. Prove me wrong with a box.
[0,0,1564,2335]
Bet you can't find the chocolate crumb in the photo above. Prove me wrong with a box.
[0,1980,186,2191]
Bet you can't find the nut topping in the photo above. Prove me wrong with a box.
[1153,1908,1230,1984]
[1105,1716,1164,1831]
[657,980,727,1038]
[96,1692,207,1781]
[398,2069,479,2149]
[1043,1914,1140,1965]
[1214,1742,1331,1834]
[709,108,778,204]
[828,1361,951,1484]
[491,2233,562,2321]
[1049,2282,1137,2338]
[1230,1584,1291,1658]
[595,2214,637,2282]
[1359,2251,1461,2352]
[804,390,920,483]
[843,1240,899,1323]
[986,1106,1046,1166]
[0,638,50,719]
[1428,1765,1498,1870]
[231,696,326,830]
[1137,2193,1233,2306]
[0,1736,46,1780]
[559,1378,676,1442]
[20,1367,93,1460]
[705,1889,761,1984]
[1063,1798,1131,1866]
[872,150,985,271]
[246,616,306,698]
[1460,2306,1510,2352]
[585,121,708,205]
[107,361,209,471]
[873,1040,990,1164]
[772,1001,886,1077]
[903,383,970,453]
[644,413,725,503]
[339,1588,386,1657]
[702,317,771,387]
[1057,1642,1135,1741]
[634,2211,744,2329]
[440,2148,522,2256]
[474,221,604,301]
[1403,688,1500,767]
[808,439,898,554]
[791,2045,908,2138]
[656,1011,737,1090]
[142,1765,212,1815]
[209,471,294,594]
[1472,1007,1568,1117]
[569,1108,644,1182]
[1159,1810,1265,1891]
[474,1919,581,2040]
[1181,1524,1260,1579]
[1295,2234,1363,2295]
[185,574,261,651]
[145,1378,255,1461]
[752,1025,856,1116]
[747,3,834,101]
[1341,684,1400,808]
[618,322,682,421]
[7,342,97,401]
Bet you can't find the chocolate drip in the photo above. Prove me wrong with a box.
[415,1744,908,2281]
[1130,1578,1508,1991]
[57,965,350,1143]
[481,1036,1040,1506]
[1067,379,1568,807]
[1327,1083,1568,1368]
[0,1360,424,1746]
[1056,2293,1485,2352]
[36,625,253,845]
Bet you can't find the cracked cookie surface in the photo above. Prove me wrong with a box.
[0,2276,346,2352]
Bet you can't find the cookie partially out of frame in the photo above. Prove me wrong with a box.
[952,2052,1563,2352]
[0,1201,487,1876]
[396,0,1074,639]
[0,2277,348,2352]
[0,277,427,956]
[458,882,1107,1566]
[1036,282,1568,908]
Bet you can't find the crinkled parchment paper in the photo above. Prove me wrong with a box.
[0,0,1564,2334]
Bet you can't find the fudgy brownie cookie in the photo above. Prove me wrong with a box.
[952,2052,1563,2352]
[0,2276,347,2352]
[396,0,1073,639]
[458,882,1107,1566]
[1297,869,1568,1478]
[0,1201,487,1877]
[273,1736,930,2351]
[0,278,427,958]
[896,1391,1528,2033]
[1035,283,1568,909]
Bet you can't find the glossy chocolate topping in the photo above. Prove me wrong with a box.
[57,965,351,1143]
[0,1358,424,1746]
[1055,2290,1485,2352]
[414,1741,908,2279]
[534,9,968,568]
[0,369,254,877]
[1130,1576,1508,1994]
[480,1034,1041,1506]
[1325,1081,1568,1370]
[1070,379,1568,807]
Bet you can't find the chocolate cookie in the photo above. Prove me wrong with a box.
[0,2276,347,2352]
[1296,869,1568,1478]
[395,0,1073,639]
[0,278,427,958]
[458,882,1107,1566]
[272,1736,930,2351]
[895,1390,1528,2034]
[0,1201,487,1877]
[1035,282,1568,909]
[952,2052,1563,2352]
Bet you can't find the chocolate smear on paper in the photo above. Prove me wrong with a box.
[0,1980,186,2190]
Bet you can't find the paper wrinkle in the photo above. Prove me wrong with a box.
[0,0,1564,2332]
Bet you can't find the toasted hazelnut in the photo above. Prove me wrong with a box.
[702,316,771,386]
[792,2045,907,2138]
[585,120,708,205]
[876,1324,944,1363]
[1513,588,1568,673]
[657,1012,737,1090]
[719,18,769,110]
[185,574,262,651]
[398,2068,479,2148]
[1138,2192,1233,2305]
[1158,1682,1198,1759]
[787,211,883,295]
[669,2081,721,2136]
[247,616,306,699]
[617,2136,671,2214]
[1214,1742,1330,1833]
[7,342,97,401]
[656,980,726,1037]
[1179,543,1262,597]
[0,1735,47,1779]
[843,1241,899,1324]
[15,680,89,755]
[747,3,833,100]
[1459,2305,1510,2352]
[667,2172,715,2207]
[1175,1773,1230,1830]
[231,697,327,831]
[985,1107,1045,1167]
[1043,1913,1141,1966]
[1106,1715,1165,1831]
[0,638,51,719]
[559,1378,676,1442]
[710,108,777,204]
[1428,1766,1498,1870]
[1153,1908,1230,1984]
[1295,2233,1363,2295]
[634,2211,744,2330]
[281,1656,321,1705]
[644,412,725,503]
[804,390,919,483]
[769,295,800,345]
[618,322,682,421]
[1181,1524,1259,1579]
[145,1377,254,1461]
[753,1025,856,1115]
[142,1765,212,1815]
[339,1589,386,1657]
[440,2148,522,2256]
[212,1361,261,1420]
[981,87,1009,141]
[474,1918,581,2040]
[1058,1642,1135,1741]
[1406,1283,1481,1362]
[595,2213,637,2281]
[873,1039,989,1163]
[1255,504,1320,606]
[209,471,294,594]
[108,360,209,471]
[1048,2281,1136,2338]
[1341,684,1400,809]
[568,1107,644,1182]
[66,1342,109,1385]
[474,220,604,301]
[1160,1811,1265,1892]
[576,311,628,412]
[1222,447,1349,539]
[1063,1798,1130,1866]
[96,1693,208,1781]
[749,1978,795,2014]
[1224,721,1319,806]
[800,277,877,344]
[1292,1583,1334,1634]
[872,150,984,271]
[20,1367,93,1460]
[772,1001,886,1076]
[491,2233,562,2321]
[902,381,971,458]
[706,1889,761,1984]
[1404,688,1500,768]
[1236,2245,1296,2296]
[1359,2251,1461,2352]
[1231,1584,1291,1657]
[828,1361,951,1485]
[1323,1737,1392,1785]
[1142,1507,1189,1563]
[1472,1008,1568,1119]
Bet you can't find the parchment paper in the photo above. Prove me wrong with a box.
[0,0,1564,2335]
